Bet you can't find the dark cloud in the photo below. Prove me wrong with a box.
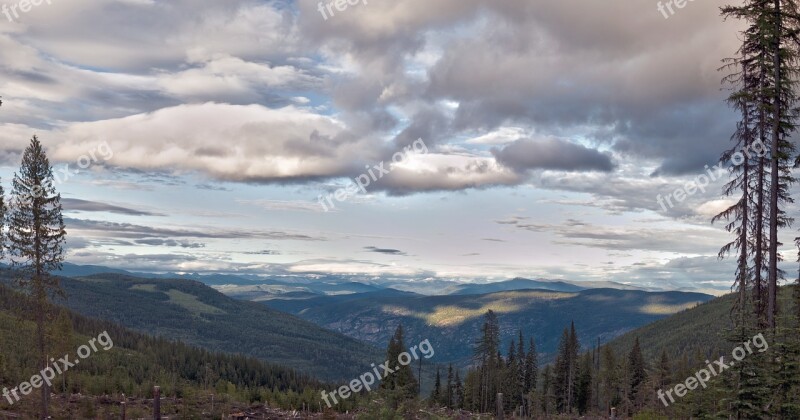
[364,246,408,256]
[491,138,615,173]
[65,218,325,241]
[62,198,165,216]
[134,239,206,249]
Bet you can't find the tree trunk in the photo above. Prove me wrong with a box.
[36,290,48,419]
[768,0,781,330]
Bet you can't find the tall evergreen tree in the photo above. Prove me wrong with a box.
[504,339,519,411]
[380,324,417,402]
[554,322,580,414]
[721,0,800,330]
[541,364,554,416]
[515,331,527,413]
[525,337,538,395]
[454,370,464,409]
[657,350,671,391]
[628,337,648,410]
[445,364,454,408]
[430,366,442,405]
[6,136,66,419]
[474,310,500,412]
[576,352,593,415]
[766,0,800,329]
[600,345,620,415]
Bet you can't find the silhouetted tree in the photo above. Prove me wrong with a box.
[6,136,66,418]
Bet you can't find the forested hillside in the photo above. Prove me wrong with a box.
[13,272,384,382]
[444,285,799,418]
[0,282,360,418]
[264,288,712,366]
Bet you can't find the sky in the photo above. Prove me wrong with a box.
[0,0,786,294]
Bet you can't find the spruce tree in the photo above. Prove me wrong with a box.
[541,364,554,416]
[474,310,500,412]
[628,337,648,411]
[430,366,441,405]
[454,370,464,409]
[6,135,66,419]
[576,352,593,415]
[446,364,454,408]
[525,337,538,394]
[380,325,418,403]
[504,339,519,410]
[515,331,527,414]
[554,322,580,414]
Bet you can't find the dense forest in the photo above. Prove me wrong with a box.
[0,281,349,418]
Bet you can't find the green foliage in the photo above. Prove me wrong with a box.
[0,282,340,416]
[628,337,648,410]
[380,324,418,404]
[5,135,67,418]
[34,273,382,382]
[553,322,579,414]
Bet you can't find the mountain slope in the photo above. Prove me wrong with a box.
[0,282,342,417]
[604,285,799,363]
[44,273,382,381]
[262,288,712,366]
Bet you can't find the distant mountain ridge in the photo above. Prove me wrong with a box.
[450,278,587,294]
[53,263,655,298]
[262,287,713,367]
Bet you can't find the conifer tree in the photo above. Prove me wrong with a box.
[454,370,464,409]
[657,350,671,391]
[504,339,519,410]
[628,337,648,411]
[554,322,580,414]
[6,136,66,419]
[445,364,454,408]
[576,352,593,415]
[430,366,441,405]
[380,325,417,402]
[515,331,527,413]
[525,337,538,394]
[474,310,500,412]
[541,365,554,416]
[600,345,620,415]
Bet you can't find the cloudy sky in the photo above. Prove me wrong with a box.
[0,0,783,293]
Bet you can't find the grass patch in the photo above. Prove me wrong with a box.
[130,284,158,293]
[166,290,226,316]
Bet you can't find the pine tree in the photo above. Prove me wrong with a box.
[430,366,442,405]
[600,345,620,415]
[6,136,66,419]
[445,364,454,408]
[576,352,593,415]
[554,322,580,414]
[515,331,527,414]
[474,310,500,412]
[525,337,538,395]
[628,337,648,411]
[380,324,418,403]
[721,0,800,330]
[657,350,671,391]
[503,339,520,411]
[454,370,464,409]
[541,365,554,416]
[766,0,800,330]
